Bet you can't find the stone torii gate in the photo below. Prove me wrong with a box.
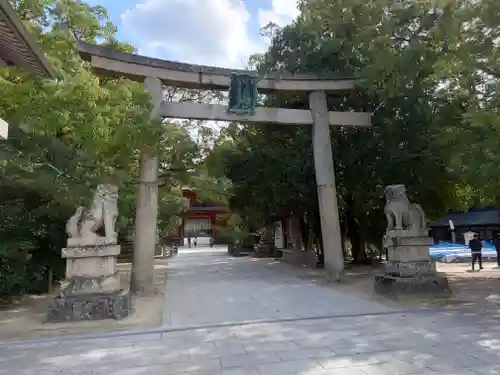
[77,41,371,292]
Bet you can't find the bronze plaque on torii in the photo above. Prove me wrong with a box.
[227,73,259,116]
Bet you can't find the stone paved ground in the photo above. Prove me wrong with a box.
[1,246,500,375]
[161,247,394,328]
[0,259,169,341]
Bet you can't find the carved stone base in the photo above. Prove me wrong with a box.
[46,289,133,322]
[252,241,276,258]
[375,234,451,299]
[62,245,121,280]
[274,249,283,259]
[228,244,253,256]
[386,229,429,240]
[386,236,433,262]
[59,275,121,295]
[374,273,451,299]
[385,260,436,277]
[66,236,117,248]
[62,245,121,258]
[252,250,274,258]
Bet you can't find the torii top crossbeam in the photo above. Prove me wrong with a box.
[77,41,359,94]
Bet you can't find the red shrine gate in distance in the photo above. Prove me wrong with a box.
[171,188,229,246]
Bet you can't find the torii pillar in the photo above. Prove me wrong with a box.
[310,91,344,281]
[130,77,163,294]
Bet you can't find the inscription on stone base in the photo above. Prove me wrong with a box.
[374,274,451,300]
[386,260,436,278]
[62,245,121,258]
[67,236,117,248]
[386,245,431,263]
[65,255,117,278]
[59,275,120,295]
[46,289,133,322]
[386,229,429,240]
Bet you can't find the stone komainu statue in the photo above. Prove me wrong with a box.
[65,184,119,241]
[383,184,426,232]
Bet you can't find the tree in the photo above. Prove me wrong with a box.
[0,0,203,299]
[296,0,500,208]
[218,0,492,264]
[428,0,500,205]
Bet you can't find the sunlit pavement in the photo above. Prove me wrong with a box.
[162,246,394,328]
[2,246,500,374]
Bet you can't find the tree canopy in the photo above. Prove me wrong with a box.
[0,0,216,300]
[210,0,500,263]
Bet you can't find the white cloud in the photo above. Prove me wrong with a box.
[258,0,300,28]
[119,0,301,144]
[121,0,266,68]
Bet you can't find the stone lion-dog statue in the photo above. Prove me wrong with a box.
[66,184,119,242]
[384,184,426,233]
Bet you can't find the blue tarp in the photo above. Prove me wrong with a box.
[429,241,498,263]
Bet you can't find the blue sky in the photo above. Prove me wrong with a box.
[88,0,269,41]
[85,0,299,68]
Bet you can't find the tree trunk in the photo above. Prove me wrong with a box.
[310,211,324,266]
[299,214,309,251]
[315,238,324,266]
[340,219,348,258]
[347,215,367,264]
[351,234,367,264]
[292,215,302,250]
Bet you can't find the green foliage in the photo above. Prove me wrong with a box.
[213,214,251,243]
[218,0,500,263]
[0,240,36,302]
[0,185,66,300]
[0,0,209,299]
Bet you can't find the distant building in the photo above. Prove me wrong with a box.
[171,187,229,246]
[271,213,302,250]
[430,206,500,242]
[0,0,55,139]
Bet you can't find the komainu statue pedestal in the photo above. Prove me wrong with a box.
[47,185,133,322]
[253,226,277,258]
[374,233,451,299]
[374,185,451,299]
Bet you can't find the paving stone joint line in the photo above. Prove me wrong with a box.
[0,308,444,348]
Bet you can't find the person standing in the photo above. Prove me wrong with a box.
[193,237,197,247]
[493,233,500,267]
[187,237,191,248]
[469,233,484,271]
